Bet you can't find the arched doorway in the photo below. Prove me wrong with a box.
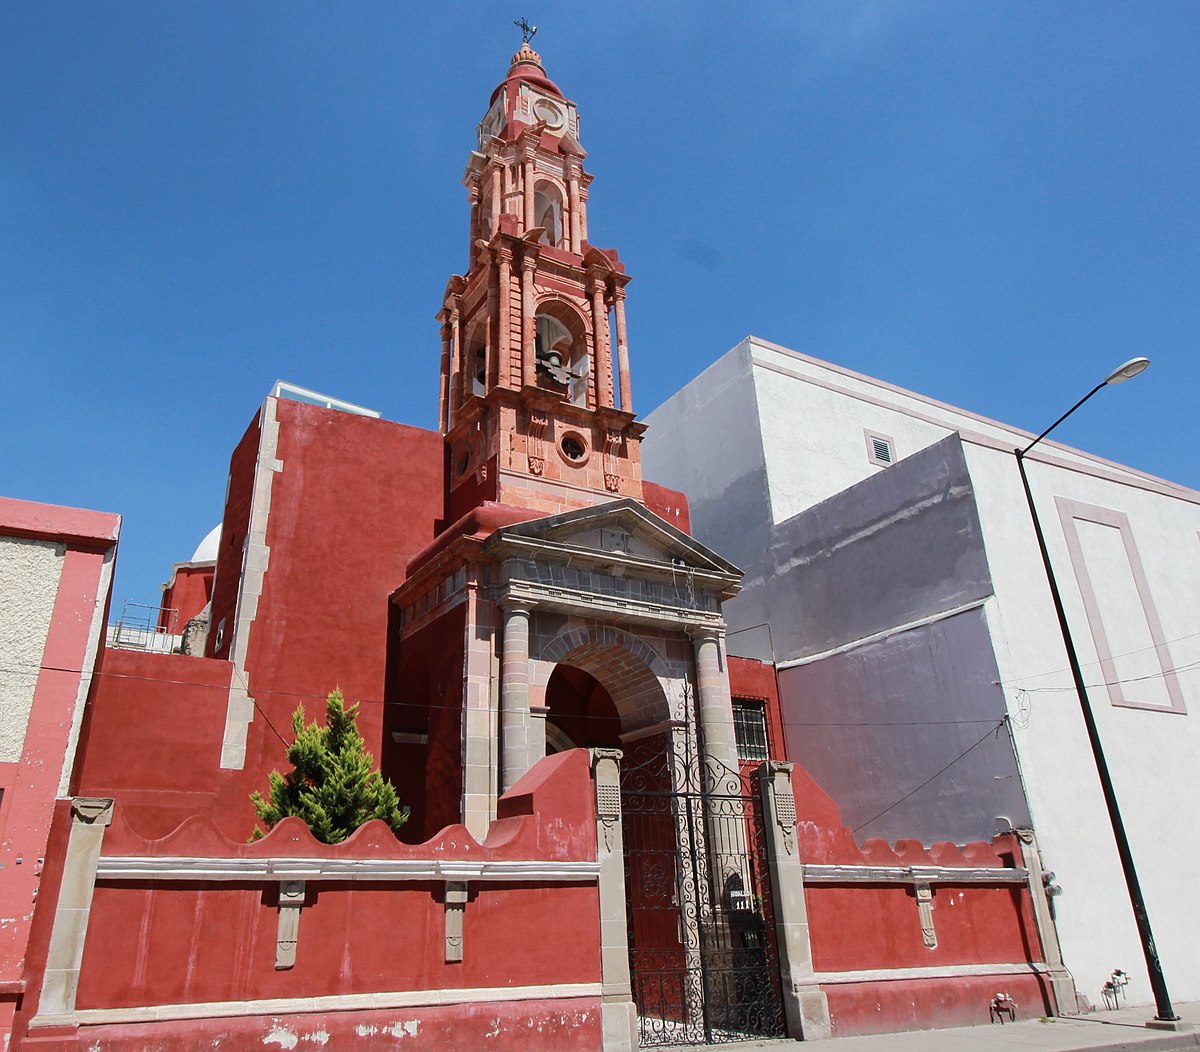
[543,663,621,754]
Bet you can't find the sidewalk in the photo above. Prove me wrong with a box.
[696,1002,1200,1052]
[824,1000,1200,1052]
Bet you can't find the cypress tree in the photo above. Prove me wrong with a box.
[250,688,409,844]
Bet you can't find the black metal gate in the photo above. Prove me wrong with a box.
[621,720,786,1047]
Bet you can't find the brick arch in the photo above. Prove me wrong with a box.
[534,295,593,336]
[539,626,670,732]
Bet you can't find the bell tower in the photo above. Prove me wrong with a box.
[438,38,643,522]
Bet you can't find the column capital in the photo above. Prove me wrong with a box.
[758,759,794,781]
[500,597,535,616]
[589,747,624,771]
[687,625,725,646]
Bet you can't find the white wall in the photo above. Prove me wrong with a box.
[0,537,64,762]
[644,334,1200,1010]
[966,438,1200,1008]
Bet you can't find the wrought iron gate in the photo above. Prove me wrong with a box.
[621,725,786,1047]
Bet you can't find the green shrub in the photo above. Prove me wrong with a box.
[250,689,409,844]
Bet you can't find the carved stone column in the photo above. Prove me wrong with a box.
[520,251,538,389]
[30,798,114,1028]
[590,749,638,1052]
[500,601,533,793]
[490,164,502,235]
[523,156,536,231]
[567,162,582,253]
[589,275,613,409]
[496,243,513,388]
[756,762,832,1040]
[437,311,452,433]
[448,301,463,425]
[612,288,632,413]
[457,303,474,410]
[467,181,481,263]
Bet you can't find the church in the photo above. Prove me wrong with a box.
[3,38,1075,1051]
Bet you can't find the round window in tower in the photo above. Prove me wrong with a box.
[559,431,589,464]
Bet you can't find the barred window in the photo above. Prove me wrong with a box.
[732,699,769,762]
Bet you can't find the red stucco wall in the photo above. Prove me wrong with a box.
[234,400,444,805]
[158,564,213,631]
[72,648,238,838]
[206,411,261,661]
[22,751,603,1052]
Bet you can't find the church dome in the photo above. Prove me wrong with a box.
[191,523,221,563]
[490,42,564,106]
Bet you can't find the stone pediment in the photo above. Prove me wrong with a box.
[485,499,742,606]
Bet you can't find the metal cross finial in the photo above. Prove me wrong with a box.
[514,18,537,44]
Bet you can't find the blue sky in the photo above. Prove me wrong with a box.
[3,2,1198,609]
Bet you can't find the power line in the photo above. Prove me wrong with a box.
[850,720,1008,834]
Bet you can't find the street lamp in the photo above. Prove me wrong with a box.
[1014,355,1179,1024]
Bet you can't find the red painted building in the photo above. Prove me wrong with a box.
[0,498,119,1049]
[7,39,1065,1051]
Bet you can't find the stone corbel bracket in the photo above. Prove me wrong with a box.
[445,881,469,963]
[915,882,937,949]
[275,880,306,969]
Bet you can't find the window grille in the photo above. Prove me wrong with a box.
[732,699,769,762]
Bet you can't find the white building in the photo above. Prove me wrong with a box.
[642,335,1200,1012]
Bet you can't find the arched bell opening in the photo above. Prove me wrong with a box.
[464,321,488,398]
[533,181,565,249]
[534,300,590,406]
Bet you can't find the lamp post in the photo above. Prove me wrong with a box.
[1014,356,1179,1024]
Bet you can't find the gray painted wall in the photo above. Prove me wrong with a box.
[780,607,1030,845]
[727,433,994,662]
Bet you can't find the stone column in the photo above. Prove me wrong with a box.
[756,763,832,1040]
[613,288,632,413]
[437,312,452,432]
[496,243,513,388]
[520,252,537,389]
[567,165,582,252]
[467,181,480,264]
[690,629,740,788]
[457,306,474,410]
[500,602,533,793]
[30,798,114,1028]
[1016,827,1079,1015]
[590,749,638,1052]
[448,302,463,425]
[589,276,613,409]
[689,628,750,923]
[490,164,502,235]
[523,156,535,232]
[460,584,496,840]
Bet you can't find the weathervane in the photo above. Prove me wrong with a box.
[514,18,537,44]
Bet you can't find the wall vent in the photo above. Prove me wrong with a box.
[865,430,896,467]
